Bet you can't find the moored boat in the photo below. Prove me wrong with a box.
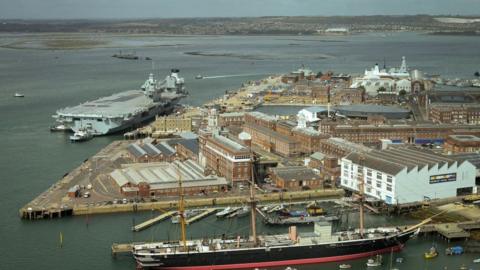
[131,154,434,270]
[69,129,93,142]
[339,264,352,269]
[14,92,24,97]
[366,255,382,267]
[424,246,438,259]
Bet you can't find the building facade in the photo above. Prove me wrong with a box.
[340,147,476,205]
[199,132,252,185]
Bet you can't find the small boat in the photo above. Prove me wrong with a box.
[424,246,438,259]
[229,206,250,218]
[395,257,404,263]
[171,209,201,224]
[69,129,93,142]
[459,265,468,270]
[216,207,239,218]
[195,75,203,79]
[366,255,382,267]
[339,264,352,269]
[473,258,480,263]
[14,93,24,97]
[50,124,69,132]
[145,57,152,60]
[445,246,464,255]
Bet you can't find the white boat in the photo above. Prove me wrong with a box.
[14,93,24,97]
[70,129,93,142]
[366,255,382,267]
[171,209,201,224]
[50,124,70,132]
[339,264,352,269]
[473,258,480,263]
[216,207,238,218]
[228,206,250,218]
[195,74,203,79]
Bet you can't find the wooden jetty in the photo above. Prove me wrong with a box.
[186,208,218,225]
[132,211,176,232]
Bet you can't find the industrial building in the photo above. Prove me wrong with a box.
[341,147,476,205]
[444,135,480,154]
[269,166,322,191]
[110,160,228,197]
[199,131,252,185]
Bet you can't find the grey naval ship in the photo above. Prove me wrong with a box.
[53,69,187,135]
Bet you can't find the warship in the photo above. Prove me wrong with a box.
[52,69,187,135]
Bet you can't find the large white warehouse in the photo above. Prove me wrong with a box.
[340,147,476,205]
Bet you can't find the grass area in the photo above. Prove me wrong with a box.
[43,39,108,49]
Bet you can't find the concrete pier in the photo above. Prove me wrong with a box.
[132,211,176,232]
[186,208,218,225]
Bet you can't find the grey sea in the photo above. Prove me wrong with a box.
[1,32,480,270]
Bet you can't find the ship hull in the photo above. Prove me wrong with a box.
[59,100,178,135]
[135,230,414,269]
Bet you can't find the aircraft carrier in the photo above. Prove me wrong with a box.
[53,69,187,135]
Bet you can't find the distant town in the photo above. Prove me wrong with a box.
[1,15,480,35]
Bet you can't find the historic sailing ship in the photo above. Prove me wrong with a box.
[133,155,426,269]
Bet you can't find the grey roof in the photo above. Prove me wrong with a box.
[212,133,247,152]
[247,111,277,122]
[345,147,461,175]
[302,106,328,113]
[271,166,320,182]
[310,152,326,161]
[155,142,176,156]
[449,135,480,142]
[127,143,147,158]
[110,160,227,189]
[141,143,162,156]
[450,153,480,169]
[177,139,199,155]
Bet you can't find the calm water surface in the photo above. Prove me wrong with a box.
[1,33,479,270]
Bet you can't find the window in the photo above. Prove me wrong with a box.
[376,173,382,180]
[387,176,392,183]
[376,182,381,188]
[386,184,392,192]
[366,187,372,193]
[376,190,381,197]
[366,169,372,177]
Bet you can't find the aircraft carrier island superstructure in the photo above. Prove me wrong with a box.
[53,69,187,135]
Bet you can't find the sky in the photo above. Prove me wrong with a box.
[1,0,480,20]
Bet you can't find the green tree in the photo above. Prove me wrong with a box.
[398,89,407,97]
[377,86,386,93]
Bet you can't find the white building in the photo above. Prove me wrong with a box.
[340,147,476,205]
[297,106,328,123]
[350,57,411,96]
[395,78,412,93]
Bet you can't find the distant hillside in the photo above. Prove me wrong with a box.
[1,15,479,35]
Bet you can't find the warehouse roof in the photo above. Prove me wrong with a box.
[177,139,199,155]
[345,147,461,175]
[110,160,227,188]
[271,166,320,182]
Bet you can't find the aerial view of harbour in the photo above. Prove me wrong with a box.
[2,1,480,270]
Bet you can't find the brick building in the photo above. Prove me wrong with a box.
[199,132,252,185]
[444,135,480,154]
[151,115,192,133]
[218,112,245,128]
[430,104,480,125]
[269,166,322,191]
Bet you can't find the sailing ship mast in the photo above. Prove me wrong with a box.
[358,155,365,237]
[249,152,258,246]
[177,164,187,251]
